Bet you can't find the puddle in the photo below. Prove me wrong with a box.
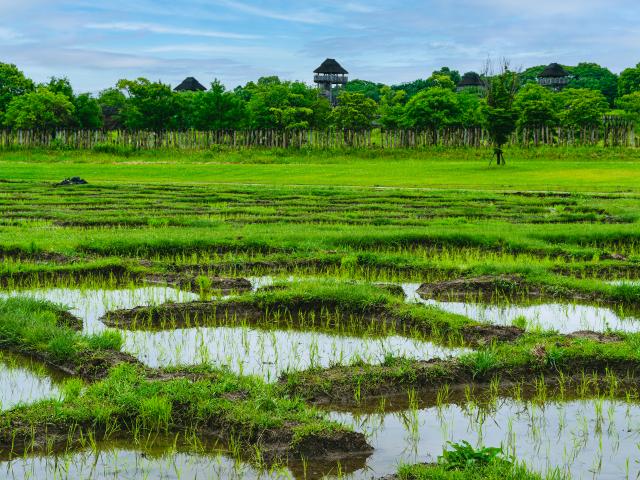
[123,326,468,381]
[0,352,63,411]
[0,286,200,334]
[403,283,640,334]
[0,447,289,480]
[2,285,468,380]
[328,397,640,480]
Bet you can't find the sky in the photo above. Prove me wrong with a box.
[0,0,638,93]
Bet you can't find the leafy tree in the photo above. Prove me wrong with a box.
[244,78,329,130]
[426,74,456,91]
[457,90,484,127]
[378,86,406,129]
[432,67,461,86]
[619,63,640,96]
[519,65,547,86]
[0,62,35,120]
[558,88,608,128]
[3,88,74,131]
[391,79,431,99]
[482,65,519,165]
[332,92,377,130]
[402,87,461,134]
[116,78,179,131]
[73,94,103,129]
[98,88,127,130]
[45,77,74,99]
[513,83,559,130]
[190,80,246,130]
[343,80,383,102]
[616,92,640,123]
[567,63,618,106]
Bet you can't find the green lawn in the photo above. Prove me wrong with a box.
[1,147,639,192]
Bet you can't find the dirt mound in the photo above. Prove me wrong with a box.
[145,274,252,294]
[417,275,526,301]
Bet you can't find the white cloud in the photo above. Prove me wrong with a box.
[85,22,260,40]
[0,26,28,43]
[211,0,336,25]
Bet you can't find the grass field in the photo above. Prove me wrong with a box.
[1,147,640,479]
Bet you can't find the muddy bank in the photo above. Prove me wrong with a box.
[0,264,140,288]
[100,299,523,348]
[0,374,372,466]
[281,354,639,406]
[144,273,252,294]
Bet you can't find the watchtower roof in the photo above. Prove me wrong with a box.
[174,77,207,92]
[539,63,570,78]
[458,71,483,87]
[314,59,348,75]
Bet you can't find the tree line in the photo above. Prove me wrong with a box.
[1,61,640,137]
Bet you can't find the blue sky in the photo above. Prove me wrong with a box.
[1,0,638,93]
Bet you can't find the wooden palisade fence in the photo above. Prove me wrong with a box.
[0,123,636,151]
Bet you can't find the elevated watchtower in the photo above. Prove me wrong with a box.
[537,63,570,91]
[314,58,348,106]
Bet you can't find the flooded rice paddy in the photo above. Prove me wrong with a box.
[403,283,640,334]
[0,283,468,380]
[0,352,63,411]
[3,277,640,479]
[2,395,639,479]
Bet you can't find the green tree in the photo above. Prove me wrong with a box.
[432,67,461,85]
[45,77,74,99]
[73,94,103,129]
[558,88,608,128]
[426,74,456,91]
[402,87,461,135]
[343,80,383,102]
[98,88,127,130]
[513,83,559,130]
[391,79,431,98]
[518,65,547,86]
[116,78,179,131]
[618,63,640,96]
[3,88,74,131]
[244,78,330,130]
[567,63,618,106]
[332,92,377,130]
[378,86,406,129]
[482,65,519,165]
[616,92,640,123]
[0,62,35,120]
[190,80,246,130]
[457,90,484,127]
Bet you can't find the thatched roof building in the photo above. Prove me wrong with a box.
[538,63,570,78]
[457,72,483,91]
[174,77,207,92]
[313,59,349,106]
[537,63,570,90]
[314,58,348,75]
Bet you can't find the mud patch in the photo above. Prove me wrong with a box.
[145,274,252,295]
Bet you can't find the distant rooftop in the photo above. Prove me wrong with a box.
[538,63,570,78]
[458,71,483,87]
[174,77,207,92]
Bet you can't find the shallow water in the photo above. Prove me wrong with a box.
[329,396,640,480]
[403,283,640,334]
[4,397,638,480]
[2,285,467,380]
[0,286,200,334]
[123,326,467,381]
[0,352,63,411]
[0,448,289,480]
